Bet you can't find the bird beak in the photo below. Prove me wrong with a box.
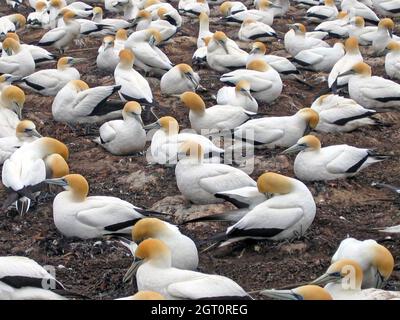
[217,40,229,54]
[136,114,145,127]
[260,289,302,300]
[337,69,354,78]
[123,259,144,283]
[309,272,342,286]
[71,58,86,64]
[143,121,160,130]
[389,29,393,38]
[241,89,253,100]
[249,48,258,55]
[270,3,282,8]
[149,35,157,46]
[281,143,306,154]
[13,102,23,120]
[30,129,42,138]
[43,177,68,187]
[5,48,12,56]
[186,73,199,89]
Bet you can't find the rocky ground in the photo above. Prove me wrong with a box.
[0,1,399,300]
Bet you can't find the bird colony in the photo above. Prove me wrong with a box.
[0,0,400,301]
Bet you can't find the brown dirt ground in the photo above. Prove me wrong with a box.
[0,1,399,300]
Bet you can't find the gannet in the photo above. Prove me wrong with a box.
[213,172,316,246]
[175,141,256,204]
[127,217,199,271]
[223,0,278,26]
[127,239,251,299]
[328,37,363,89]
[311,94,378,132]
[238,19,277,42]
[345,61,400,110]
[369,19,396,56]
[220,59,282,103]
[206,31,248,72]
[331,238,394,289]
[310,259,400,300]
[0,256,72,300]
[283,135,388,181]
[38,10,80,54]
[248,42,298,75]
[0,38,35,78]
[192,36,210,65]
[0,14,26,38]
[306,0,338,22]
[160,64,200,95]
[255,0,289,16]
[0,74,16,92]
[315,11,350,38]
[284,23,330,56]
[27,1,51,29]
[234,108,319,149]
[44,174,165,239]
[2,137,68,215]
[48,0,92,25]
[261,285,333,300]
[341,0,379,24]
[293,42,345,72]
[125,29,173,76]
[3,32,56,65]
[372,0,400,16]
[216,80,258,112]
[146,116,224,165]
[95,101,146,155]
[114,48,153,104]
[0,85,25,138]
[52,80,121,124]
[385,41,400,80]
[134,9,177,43]
[114,29,128,51]
[92,7,132,32]
[347,16,373,45]
[21,57,81,96]
[219,1,247,17]
[179,0,210,16]
[0,120,41,165]
[197,12,213,48]
[6,0,22,9]
[97,36,120,73]
[180,92,256,133]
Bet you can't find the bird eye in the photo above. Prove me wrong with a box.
[25,128,33,132]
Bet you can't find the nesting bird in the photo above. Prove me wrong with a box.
[96,36,120,73]
[234,108,319,148]
[0,38,35,78]
[52,80,122,124]
[180,91,257,133]
[160,64,200,95]
[220,59,282,103]
[283,135,388,181]
[216,80,258,112]
[21,57,81,96]
[238,19,277,42]
[95,101,146,155]
[175,141,256,204]
[0,85,25,138]
[44,174,164,239]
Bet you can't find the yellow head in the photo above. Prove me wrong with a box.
[298,108,319,129]
[257,172,293,194]
[131,291,165,300]
[379,18,395,31]
[354,16,364,27]
[387,41,400,52]
[57,57,75,69]
[10,14,26,28]
[45,153,70,179]
[351,62,371,76]
[50,0,62,8]
[70,80,89,92]
[1,85,25,117]
[63,10,77,22]
[294,285,333,300]
[178,140,204,161]
[148,28,162,45]
[251,41,267,55]
[137,10,151,20]
[123,101,142,116]
[213,31,228,42]
[132,218,168,242]
[135,238,171,261]
[296,135,321,150]
[16,120,40,139]
[2,37,21,54]
[6,32,20,42]
[180,92,205,113]
[158,116,179,134]
[371,244,394,281]
[144,0,160,8]
[337,11,348,19]
[325,0,335,5]
[177,63,194,75]
[235,80,251,92]
[116,29,128,41]
[39,137,69,161]
[246,59,268,71]
[93,6,103,15]
[63,174,89,201]
[344,36,359,54]
[157,7,168,19]
[326,259,364,289]
[35,1,47,11]
[119,48,135,67]
[219,2,232,16]
[199,11,209,22]
[291,23,306,34]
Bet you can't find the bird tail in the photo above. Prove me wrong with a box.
[367,150,391,163]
